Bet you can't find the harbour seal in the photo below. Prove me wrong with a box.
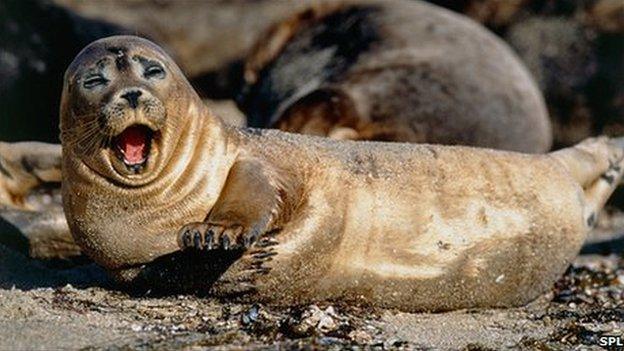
[61,36,624,312]
[239,0,552,152]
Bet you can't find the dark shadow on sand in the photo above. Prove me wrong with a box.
[0,217,243,296]
[0,217,110,290]
[580,235,624,256]
[132,249,244,296]
[0,243,111,290]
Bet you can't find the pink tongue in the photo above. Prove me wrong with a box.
[118,126,147,164]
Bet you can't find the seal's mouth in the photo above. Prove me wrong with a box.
[112,124,154,174]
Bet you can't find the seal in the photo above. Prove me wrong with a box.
[239,0,552,153]
[61,36,624,312]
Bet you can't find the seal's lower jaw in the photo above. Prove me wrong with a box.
[111,124,161,178]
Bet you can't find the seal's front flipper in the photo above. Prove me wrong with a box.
[177,158,295,252]
[178,221,262,251]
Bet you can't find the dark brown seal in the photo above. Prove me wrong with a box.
[239,0,552,152]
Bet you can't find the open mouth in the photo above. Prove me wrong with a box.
[112,125,153,174]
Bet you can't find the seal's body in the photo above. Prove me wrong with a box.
[61,36,623,312]
[177,132,602,311]
[241,0,552,153]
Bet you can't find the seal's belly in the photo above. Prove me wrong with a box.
[314,181,587,310]
[330,187,527,277]
[338,192,533,280]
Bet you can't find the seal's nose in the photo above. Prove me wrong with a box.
[121,90,142,109]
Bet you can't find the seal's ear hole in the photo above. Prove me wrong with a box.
[276,89,361,139]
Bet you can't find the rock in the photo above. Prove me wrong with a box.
[0,205,79,260]
[348,329,373,344]
[281,305,343,338]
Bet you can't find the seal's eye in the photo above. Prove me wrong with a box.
[144,64,165,80]
[83,75,108,89]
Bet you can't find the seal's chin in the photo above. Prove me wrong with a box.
[110,124,160,177]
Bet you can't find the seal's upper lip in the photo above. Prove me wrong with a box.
[112,124,153,172]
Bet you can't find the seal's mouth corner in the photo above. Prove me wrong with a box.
[112,124,157,174]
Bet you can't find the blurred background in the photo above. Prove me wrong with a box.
[1,0,622,148]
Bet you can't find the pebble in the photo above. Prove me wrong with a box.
[349,330,373,344]
[302,305,339,333]
[241,304,260,326]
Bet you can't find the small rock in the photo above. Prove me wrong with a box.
[349,330,373,344]
[384,338,408,349]
[303,305,339,333]
[282,305,342,338]
[317,313,336,332]
[241,304,260,326]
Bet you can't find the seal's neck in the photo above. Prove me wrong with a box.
[61,102,240,269]
[146,101,238,214]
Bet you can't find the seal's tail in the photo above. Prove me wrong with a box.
[550,136,624,227]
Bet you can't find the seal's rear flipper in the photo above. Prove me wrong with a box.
[550,137,624,227]
[0,142,62,210]
[275,88,362,139]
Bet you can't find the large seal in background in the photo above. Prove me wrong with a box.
[240,0,552,152]
[61,36,623,312]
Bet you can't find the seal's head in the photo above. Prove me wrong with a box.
[60,35,201,186]
[59,36,232,288]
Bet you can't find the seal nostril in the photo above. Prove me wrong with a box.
[121,90,142,109]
